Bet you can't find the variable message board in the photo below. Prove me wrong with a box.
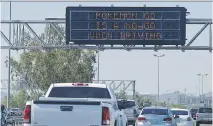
[66,7,186,45]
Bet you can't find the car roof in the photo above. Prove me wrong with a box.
[11,108,20,109]
[52,83,107,88]
[191,108,198,110]
[117,99,135,102]
[171,108,189,111]
[143,106,169,109]
[198,107,212,109]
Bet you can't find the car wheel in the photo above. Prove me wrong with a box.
[11,121,15,126]
[196,121,199,126]
[114,121,117,126]
[132,121,136,126]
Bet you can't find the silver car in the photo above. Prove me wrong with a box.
[5,108,15,125]
[117,99,139,125]
[135,106,177,126]
[171,108,194,126]
[1,107,15,126]
[10,108,22,116]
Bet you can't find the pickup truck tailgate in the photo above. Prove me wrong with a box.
[32,100,102,126]
[198,113,212,118]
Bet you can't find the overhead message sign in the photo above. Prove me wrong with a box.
[66,7,186,45]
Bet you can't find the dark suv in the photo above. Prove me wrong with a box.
[190,108,198,120]
[117,99,139,125]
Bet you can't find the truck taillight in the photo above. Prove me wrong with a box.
[102,107,110,125]
[24,105,31,123]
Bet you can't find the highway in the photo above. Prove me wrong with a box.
[8,123,213,126]
[9,116,213,126]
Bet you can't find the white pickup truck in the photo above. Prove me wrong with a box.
[196,107,212,126]
[23,83,128,126]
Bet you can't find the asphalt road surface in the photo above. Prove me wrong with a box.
[8,124,213,126]
[7,124,213,126]
[8,116,213,126]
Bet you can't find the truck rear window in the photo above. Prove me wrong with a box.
[198,108,212,113]
[190,109,198,113]
[48,87,111,98]
[118,101,136,108]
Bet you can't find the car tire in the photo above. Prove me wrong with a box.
[11,121,15,126]
[196,121,200,126]
[132,121,135,126]
[114,121,117,126]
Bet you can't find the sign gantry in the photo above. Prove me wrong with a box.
[0,6,212,52]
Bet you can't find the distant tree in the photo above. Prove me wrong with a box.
[2,90,28,110]
[170,104,187,109]
[143,98,153,107]
[5,24,97,96]
[159,101,167,107]
[116,92,127,99]
[135,94,144,107]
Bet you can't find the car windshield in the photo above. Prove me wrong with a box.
[190,109,198,113]
[172,110,188,115]
[48,87,111,98]
[117,101,136,108]
[141,108,168,115]
[198,108,212,113]
[11,108,19,111]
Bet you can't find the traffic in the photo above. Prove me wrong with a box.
[0,1,212,126]
[1,83,212,126]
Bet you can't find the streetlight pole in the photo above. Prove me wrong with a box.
[153,54,165,105]
[97,51,100,83]
[7,1,12,109]
[201,74,208,101]
[197,73,201,100]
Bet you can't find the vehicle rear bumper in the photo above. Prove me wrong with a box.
[24,124,110,126]
[126,116,136,124]
[23,124,31,126]
[197,119,212,124]
[128,120,136,125]
[178,121,193,126]
[136,124,176,126]
[136,122,176,126]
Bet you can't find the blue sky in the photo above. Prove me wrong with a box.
[1,2,212,95]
